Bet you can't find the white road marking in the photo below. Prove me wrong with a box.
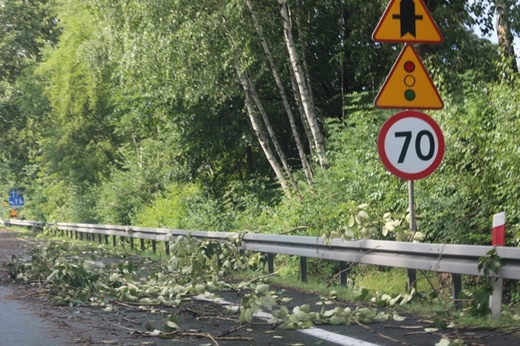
[193,295,381,346]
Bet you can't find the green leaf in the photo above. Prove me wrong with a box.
[165,320,179,329]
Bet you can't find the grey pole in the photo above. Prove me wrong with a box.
[407,180,417,291]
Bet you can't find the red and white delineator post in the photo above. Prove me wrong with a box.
[490,212,505,318]
[492,212,505,246]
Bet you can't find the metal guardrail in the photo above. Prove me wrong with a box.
[3,219,520,279]
[3,219,520,316]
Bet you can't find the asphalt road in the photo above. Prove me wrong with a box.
[0,285,75,345]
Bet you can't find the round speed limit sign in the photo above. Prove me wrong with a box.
[378,110,445,180]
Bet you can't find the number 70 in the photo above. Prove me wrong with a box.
[394,130,435,163]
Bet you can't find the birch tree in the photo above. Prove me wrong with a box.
[245,0,313,185]
[236,67,290,193]
[278,0,328,169]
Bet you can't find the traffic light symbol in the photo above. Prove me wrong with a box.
[403,60,416,101]
[374,45,443,109]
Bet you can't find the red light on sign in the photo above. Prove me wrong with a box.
[404,61,415,72]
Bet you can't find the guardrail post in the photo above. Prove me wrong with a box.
[490,278,503,318]
[130,237,134,250]
[407,268,417,291]
[267,253,275,274]
[98,233,102,244]
[140,239,145,251]
[112,235,116,247]
[300,257,308,282]
[339,261,348,286]
[152,240,157,254]
[451,274,462,310]
[165,241,170,256]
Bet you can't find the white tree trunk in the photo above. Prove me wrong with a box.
[279,0,328,168]
[236,66,290,193]
[245,72,300,192]
[246,0,313,185]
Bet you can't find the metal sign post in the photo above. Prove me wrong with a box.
[407,180,417,290]
[374,0,444,293]
[377,110,445,292]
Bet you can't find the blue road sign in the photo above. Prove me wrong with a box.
[8,189,24,208]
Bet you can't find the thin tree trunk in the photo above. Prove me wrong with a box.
[236,66,290,194]
[496,1,518,73]
[219,11,290,193]
[246,0,313,185]
[278,0,328,168]
[245,72,300,193]
[289,64,314,161]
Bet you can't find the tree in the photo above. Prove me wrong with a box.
[496,0,518,72]
[469,0,520,75]
[279,0,328,169]
[0,0,60,191]
[36,0,119,186]
[246,0,313,185]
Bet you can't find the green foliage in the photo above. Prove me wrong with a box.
[168,233,261,284]
[135,183,201,229]
[4,0,520,327]
[5,241,102,304]
[457,248,505,316]
[421,78,520,244]
[478,248,504,277]
[2,0,520,255]
[237,282,400,329]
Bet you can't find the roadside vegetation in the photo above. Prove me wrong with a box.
[2,1,520,341]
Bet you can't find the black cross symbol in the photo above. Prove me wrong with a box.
[392,0,423,37]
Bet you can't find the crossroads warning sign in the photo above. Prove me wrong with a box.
[372,0,443,44]
[374,44,443,109]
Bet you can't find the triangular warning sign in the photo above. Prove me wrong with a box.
[375,45,443,109]
[373,0,443,44]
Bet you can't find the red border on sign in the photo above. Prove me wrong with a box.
[378,110,445,180]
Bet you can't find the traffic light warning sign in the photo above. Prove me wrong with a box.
[372,0,443,44]
[374,45,443,109]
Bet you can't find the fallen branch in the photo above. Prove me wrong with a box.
[355,319,411,346]
[102,318,140,333]
[159,330,254,343]
[218,322,252,337]
[122,316,141,325]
